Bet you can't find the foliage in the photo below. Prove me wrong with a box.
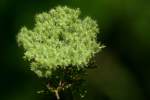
[17,6,103,99]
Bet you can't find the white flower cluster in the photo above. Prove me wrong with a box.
[17,6,103,78]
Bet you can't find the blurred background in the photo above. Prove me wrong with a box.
[0,0,150,100]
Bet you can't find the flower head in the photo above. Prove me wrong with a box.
[17,6,103,78]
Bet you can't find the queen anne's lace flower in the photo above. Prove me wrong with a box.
[17,6,103,78]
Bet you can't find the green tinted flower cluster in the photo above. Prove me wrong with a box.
[17,6,102,78]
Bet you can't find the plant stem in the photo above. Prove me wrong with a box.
[54,90,60,100]
[47,80,73,100]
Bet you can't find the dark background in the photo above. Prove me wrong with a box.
[0,0,150,100]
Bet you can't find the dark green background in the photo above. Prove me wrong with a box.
[0,0,150,100]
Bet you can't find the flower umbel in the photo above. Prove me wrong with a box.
[17,6,103,99]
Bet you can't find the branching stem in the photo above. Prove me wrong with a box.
[47,80,72,100]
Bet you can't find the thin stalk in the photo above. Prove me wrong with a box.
[54,90,60,100]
